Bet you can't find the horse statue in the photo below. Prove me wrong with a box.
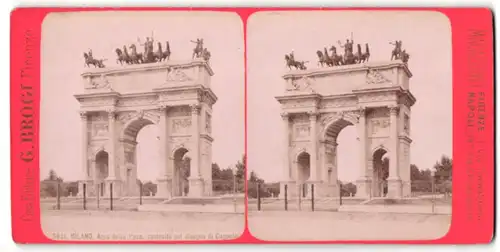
[154,42,164,62]
[316,48,333,67]
[201,48,211,62]
[359,43,370,63]
[122,45,132,64]
[83,52,106,68]
[353,44,363,64]
[390,40,402,60]
[115,48,130,65]
[329,46,344,66]
[285,54,308,70]
[191,38,204,59]
[400,50,410,64]
[297,61,308,70]
[129,44,143,64]
[163,41,171,61]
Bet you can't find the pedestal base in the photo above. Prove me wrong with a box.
[188,177,204,197]
[356,177,372,199]
[156,177,173,198]
[387,178,402,198]
[317,182,339,198]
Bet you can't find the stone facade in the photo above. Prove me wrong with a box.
[276,60,416,199]
[75,59,217,198]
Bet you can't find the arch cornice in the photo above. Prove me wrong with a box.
[293,147,311,162]
[371,145,389,159]
[319,111,360,141]
[119,110,159,140]
[169,145,191,160]
[89,145,108,161]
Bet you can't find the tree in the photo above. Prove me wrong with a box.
[142,181,157,196]
[434,155,452,182]
[433,155,452,195]
[247,170,266,198]
[40,170,63,198]
[212,163,222,180]
[235,154,246,181]
[340,181,357,197]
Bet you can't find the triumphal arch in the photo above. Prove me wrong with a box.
[277,60,416,199]
[75,59,217,198]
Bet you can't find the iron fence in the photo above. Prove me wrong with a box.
[41,179,246,212]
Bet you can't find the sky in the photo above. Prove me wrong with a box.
[247,11,453,182]
[40,11,245,182]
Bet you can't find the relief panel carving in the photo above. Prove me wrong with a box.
[165,67,194,83]
[205,112,212,134]
[404,114,410,134]
[171,118,192,135]
[293,114,309,123]
[294,124,310,140]
[370,118,390,136]
[117,96,156,107]
[125,152,134,164]
[168,106,191,117]
[93,123,109,137]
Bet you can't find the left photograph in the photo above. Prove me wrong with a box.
[40,11,245,241]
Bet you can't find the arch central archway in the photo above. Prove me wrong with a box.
[119,117,157,197]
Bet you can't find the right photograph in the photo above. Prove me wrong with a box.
[246,11,452,241]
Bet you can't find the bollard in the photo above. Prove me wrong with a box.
[284,184,288,211]
[56,182,61,210]
[110,183,113,211]
[311,184,315,212]
[139,182,143,205]
[97,184,100,209]
[339,183,343,206]
[257,183,261,211]
[298,185,302,211]
[82,183,87,210]
[303,183,306,198]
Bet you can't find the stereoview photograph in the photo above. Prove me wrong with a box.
[246,11,452,241]
[40,11,245,241]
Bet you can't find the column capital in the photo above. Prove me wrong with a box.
[79,111,88,121]
[106,109,116,120]
[357,106,367,116]
[307,111,318,121]
[280,112,290,120]
[158,104,169,112]
[190,104,201,115]
[388,105,400,115]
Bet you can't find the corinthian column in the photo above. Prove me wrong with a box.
[387,105,402,198]
[157,105,168,178]
[188,104,204,197]
[281,112,291,180]
[80,111,89,180]
[190,104,201,178]
[107,110,117,180]
[308,112,318,182]
[357,107,367,178]
[156,104,171,198]
[355,106,371,198]
[388,106,400,179]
